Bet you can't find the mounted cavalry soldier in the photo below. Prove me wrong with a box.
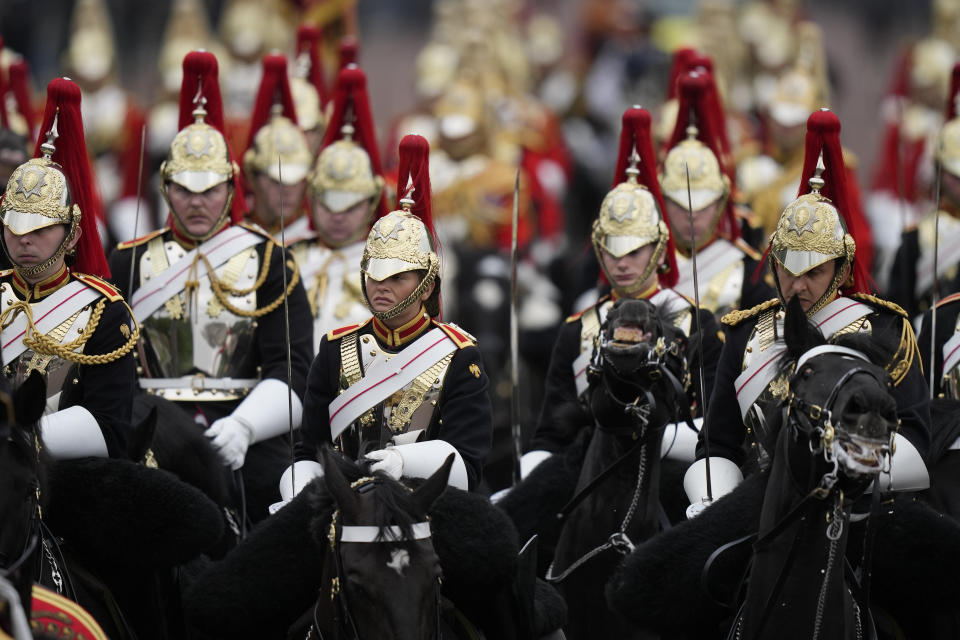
[108,50,313,522]
[686,109,932,513]
[242,52,313,246]
[522,106,723,476]
[0,77,138,459]
[276,134,492,507]
[888,62,960,321]
[659,69,774,319]
[287,64,388,351]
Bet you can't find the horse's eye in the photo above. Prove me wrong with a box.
[802,367,813,378]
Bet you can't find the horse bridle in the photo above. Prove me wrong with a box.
[547,334,691,583]
[734,350,893,640]
[313,481,441,640]
[786,354,894,499]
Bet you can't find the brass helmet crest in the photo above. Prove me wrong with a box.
[161,94,235,193]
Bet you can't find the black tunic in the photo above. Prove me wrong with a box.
[699,298,932,467]
[2,271,137,458]
[530,293,724,453]
[917,295,960,398]
[298,319,493,490]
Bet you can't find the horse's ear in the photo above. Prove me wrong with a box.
[411,453,453,515]
[127,406,158,462]
[784,295,824,360]
[321,447,359,520]
[14,371,47,427]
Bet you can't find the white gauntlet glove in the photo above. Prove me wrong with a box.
[365,447,404,480]
[205,416,253,470]
[207,378,305,470]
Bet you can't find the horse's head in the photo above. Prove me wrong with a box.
[587,298,690,432]
[780,297,898,491]
[0,372,48,608]
[316,447,451,640]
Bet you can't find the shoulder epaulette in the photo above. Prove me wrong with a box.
[721,298,780,327]
[850,293,907,318]
[435,321,477,349]
[327,318,371,341]
[238,221,273,240]
[116,228,165,250]
[670,289,697,307]
[734,237,762,261]
[936,292,960,309]
[73,273,123,302]
[565,295,609,323]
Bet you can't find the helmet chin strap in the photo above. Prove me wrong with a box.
[770,255,850,316]
[594,236,665,298]
[3,221,78,281]
[163,184,235,245]
[362,268,437,321]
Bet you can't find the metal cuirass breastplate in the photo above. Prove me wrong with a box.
[138,238,258,386]
[0,283,93,411]
[675,251,745,316]
[337,331,453,459]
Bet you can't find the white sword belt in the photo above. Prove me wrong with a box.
[139,375,259,401]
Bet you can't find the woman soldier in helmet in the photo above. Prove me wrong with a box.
[685,109,932,514]
[278,134,492,504]
[1,78,138,459]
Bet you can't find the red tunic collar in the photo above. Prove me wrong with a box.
[11,262,71,300]
[371,308,431,348]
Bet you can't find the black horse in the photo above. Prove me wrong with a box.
[500,298,697,639]
[609,298,960,639]
[185,446,567,639]
[0,372,225,639]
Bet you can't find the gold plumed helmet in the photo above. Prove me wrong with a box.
[64,0,115,84]
[592,153,670,295]
[308,66,385,216]
[937,68,960,178]
[415,41,460,100]
[766,22,829,128]
[910,37,955,104]
[660,125,729,211]
[243,112,312,184]
[290,76,323,132]
[770,153,856,314]
[362,206,439,283]
[771,164,854,275]
[1,130,79,238]
[309,125,384,212]
[161,102,234,193]
[593,165,669,257]
[361,135,439,320]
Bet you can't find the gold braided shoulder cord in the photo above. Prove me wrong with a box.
[2,299,141,365]
[198,241,301,318]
